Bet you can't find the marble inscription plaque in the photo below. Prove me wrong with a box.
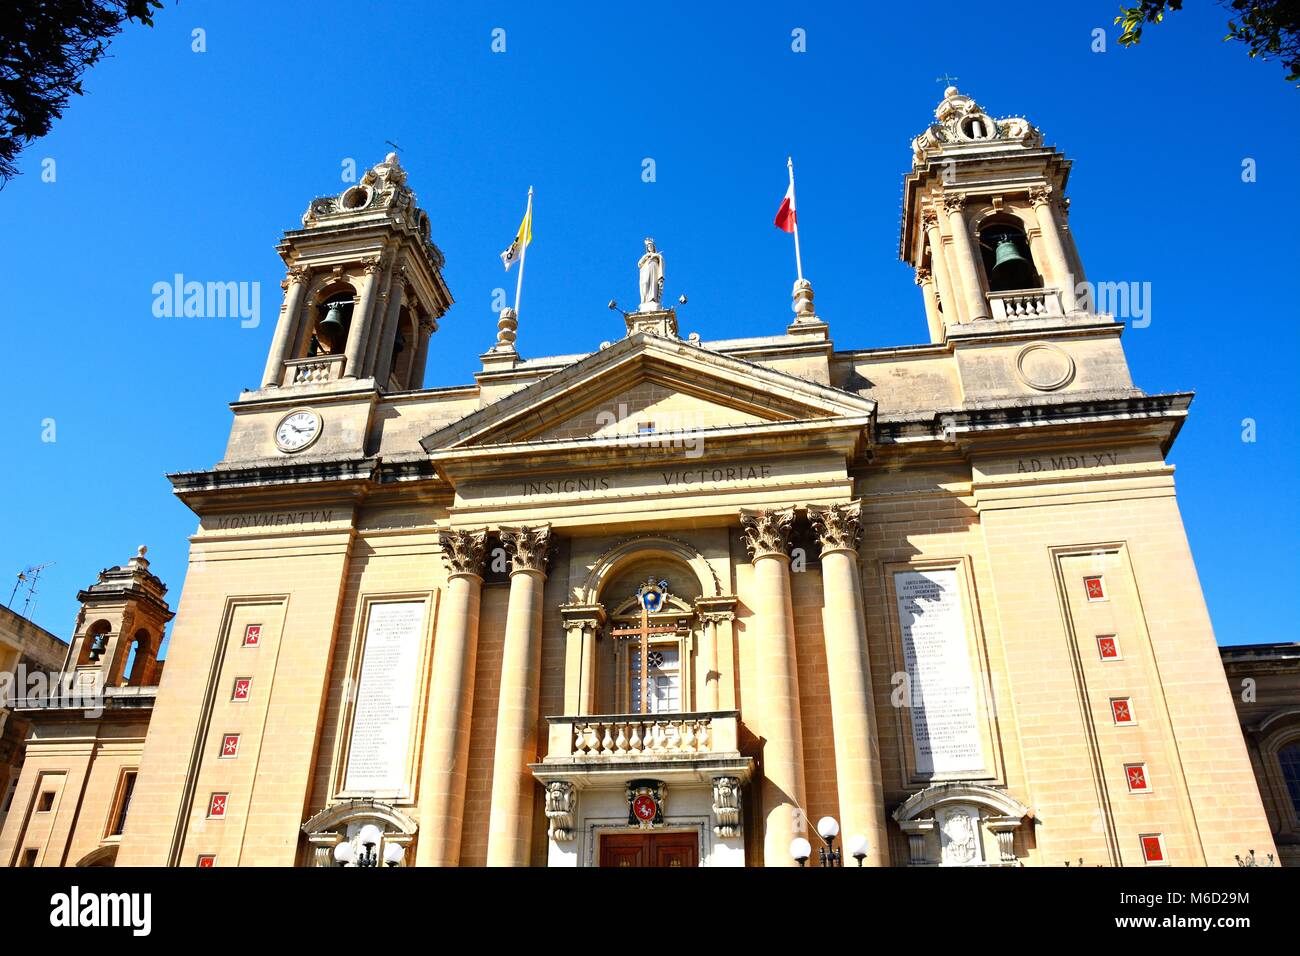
[895,569,985,775]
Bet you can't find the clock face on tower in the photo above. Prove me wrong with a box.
[274,408,322,453]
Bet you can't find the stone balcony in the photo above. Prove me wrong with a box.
[986,287,1064,320]
[532,710,752,788]
[280,354,346,386]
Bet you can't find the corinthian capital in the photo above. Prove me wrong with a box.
[500,524,552,575]
[1028,184,1053,208]
[739,508,795,561]
[941,193,967,215]
[807,502,863,553]
[438,528,488,577]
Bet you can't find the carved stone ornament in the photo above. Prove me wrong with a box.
[712,776,742,838]
[739,508,795,561]
[544,781,577,842]
[500,524,552,575]
[626,779,666,829]
[941,193,967,215]
[438,528,488,577]
[914,267,933,285]
[299,152,446,270]
[910,86,1043,169]
[807,502,863,553]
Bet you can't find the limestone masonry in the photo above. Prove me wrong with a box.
[1,88,1284,867]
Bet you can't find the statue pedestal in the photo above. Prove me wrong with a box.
[786,316,829,341]
[625,308,679,339]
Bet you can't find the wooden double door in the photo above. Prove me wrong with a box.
[599,831,698,867]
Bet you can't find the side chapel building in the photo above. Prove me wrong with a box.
[0,88,1281,867]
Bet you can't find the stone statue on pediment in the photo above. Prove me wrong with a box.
[638,238,665,312]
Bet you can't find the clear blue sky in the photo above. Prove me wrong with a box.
[1,1,1296,649]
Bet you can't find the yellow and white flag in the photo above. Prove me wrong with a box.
[500,198,533,271]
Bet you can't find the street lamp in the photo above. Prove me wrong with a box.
[333,824,405,867]
[788,817,869,867]
[790,837,812,867]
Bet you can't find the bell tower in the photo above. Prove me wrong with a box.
[900,87,1094,343]
[65,546,174,689]
[260,153,453,392]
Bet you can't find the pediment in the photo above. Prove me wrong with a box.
[420,332,875,452]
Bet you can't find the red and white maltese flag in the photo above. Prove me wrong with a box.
[774,179,796,233]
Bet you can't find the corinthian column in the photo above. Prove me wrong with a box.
[1030,185,1079,313]
[417,528,487,867]
[915,268,942,344]
[372,281,409,388]
[486,524,552,867]
[807,502,890,866]
[342,257,383,379]
[262,267,308,387]
[921,207,960,329]
[740,507,807,867]
[409,314,437,389]
[943,193,990,322]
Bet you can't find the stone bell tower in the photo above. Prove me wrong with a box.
[260,153,454,392]
[64,547,174,689]
[900,87,1094,344]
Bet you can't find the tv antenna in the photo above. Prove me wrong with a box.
[8,562,54,619]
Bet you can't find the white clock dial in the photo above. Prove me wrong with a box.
[274,409,321,453]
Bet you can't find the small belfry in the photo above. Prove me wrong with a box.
[66,546,173,688]
[901,87,1091,343]
[261,153,453,392]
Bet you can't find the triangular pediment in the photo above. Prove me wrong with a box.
[419,332,875,452]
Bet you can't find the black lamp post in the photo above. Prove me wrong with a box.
[790,817,869,867]
[333,824,404,867]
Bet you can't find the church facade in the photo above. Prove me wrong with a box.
[0,88,1277,867]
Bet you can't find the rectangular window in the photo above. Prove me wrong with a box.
[630,644,681,714]
[1140,833,1166,865]
[242,624,262,648]
[1096,634,1121,660]
[232,678,251,701]
[36,791,54,813]
[1083,575,1107,602]
[1125,763,1151,793]
[220,734,240,758]
[637,421,655,434]
[20,848,37,867]
[1111,698,1135,725]
[197,854,216,868]
[107,771,137,836]
[207,793,228,819]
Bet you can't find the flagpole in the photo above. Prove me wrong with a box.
[514,186,533,315]
[788,157,803,282]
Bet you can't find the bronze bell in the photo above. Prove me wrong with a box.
[317,302,348,351]
[989,237,1035,291]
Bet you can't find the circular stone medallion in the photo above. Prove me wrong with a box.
[1016,343,1075,391]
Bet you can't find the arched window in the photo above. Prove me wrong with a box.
[386,306,419,389]
[978,221,1041,293]
[1280,741,1300,818]
[310,295,354,356]
[608,578,693,715]
[123,629,151,685]
[77,620,112,666]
